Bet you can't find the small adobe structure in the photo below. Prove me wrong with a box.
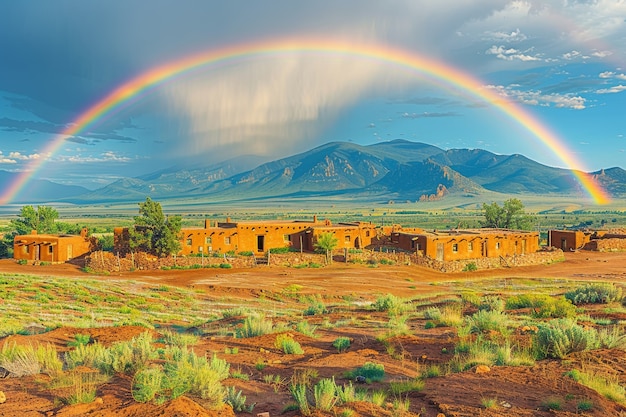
[549,229,626,252]
[389,228,540,262]
[13,228,94,263]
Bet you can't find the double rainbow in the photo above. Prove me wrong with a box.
[0,38,610,205]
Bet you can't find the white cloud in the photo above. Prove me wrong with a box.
[562,50,590,60]
[8,152,40,160]
[483,28,527,42]
[486,85,586,109]
[486,45,542,62]
[57,151,132,163]
[599,71,626,80]
[591,50,613,58]
[596,85,626,94]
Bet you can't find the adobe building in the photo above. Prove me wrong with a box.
[549,229,626,251]
[391,228,540,262]
[13,228,93,263]
[114,216,381,256]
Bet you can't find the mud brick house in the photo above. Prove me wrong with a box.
[13,228,93,263]
[549,229,626,251]
[391,228,540,262]
[114,216,380,256]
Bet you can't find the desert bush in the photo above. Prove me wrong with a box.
[108,332,158,374]
[335,382,356,403]
[332,337,351,352]
[0,343,62,377]
[506,294,576,318]
[566,369,625,403]
[224,386,255,412]
[533,319,599,359]
[599,326,626,349]
[313,378,338,411]
[295,321,318,338]
[463,262,478,272]
[65,342,110,372]
[52,370,108,405]
[478,295,505,312]
[160,330,199,347]
[67,333,91,347]
[132,366,163,403]
[467,309,510,334]
[236,314,274,338]
[290,383,312,416]
[275,334,304,354]
[372,294,411,316]
[389,379,424,395]
[347,362,385,382]
[565,283,622,305]
[303,301,327,316]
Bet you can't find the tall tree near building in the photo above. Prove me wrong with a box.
[129,197,182,257]
[0,205,60,258]
[482,198,535,230]
[314,232,338,264]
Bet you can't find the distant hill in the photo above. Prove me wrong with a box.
[11,140,626,204]
[0,170,89,203]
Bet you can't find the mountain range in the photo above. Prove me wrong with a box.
[3,140,625,204]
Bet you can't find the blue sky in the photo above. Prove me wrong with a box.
[1,1,625,190]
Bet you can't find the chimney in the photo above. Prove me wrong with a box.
[313,215,318,223]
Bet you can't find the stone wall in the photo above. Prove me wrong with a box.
[584,238,626,252]
[85,247,565,274]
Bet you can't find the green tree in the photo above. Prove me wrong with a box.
[314,232,338,264]
[129,198,182,257]
[482,198,535,230]
[0,205,60,258]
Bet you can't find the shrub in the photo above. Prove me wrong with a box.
[0,343,62,377]
[236,314,274,338]
[332,337,351,352]
[565,283,622,305]
[478,295,504,312]
[463,262,478,272]
[506,294,576,319]
[347,362,385,382]
[132,366,163,403]
[275,334,304,354]
[160,330,199,348]
[290,383,311,416]
[566,369,625,402]
[295,321,318,338]
[313,378,338,411]
[67,334,91,347]
[224,386,255,412]
[303,301,327,316]
[372,294,410,316]
[467,309,510,334]
[533,319,599,359]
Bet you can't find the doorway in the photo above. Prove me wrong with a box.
[257,235,265,252]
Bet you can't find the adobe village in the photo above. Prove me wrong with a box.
[3,200,626,417]
[12,211,626,273]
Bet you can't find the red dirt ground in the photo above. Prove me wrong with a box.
[1,251,626,416]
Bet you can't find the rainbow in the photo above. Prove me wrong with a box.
[1,38,610,205]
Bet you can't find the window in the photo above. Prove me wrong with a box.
[345,235,351,243]
[186,238,192,246]
[225,237,231,245]
[23,246,29,254]
[452,243,458,253]
[468,242,473,251]
[496,242,501,249]
[365,231,370,237]
[48,246,53,254]
[284,234,290,242]
[205,237,212,244]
